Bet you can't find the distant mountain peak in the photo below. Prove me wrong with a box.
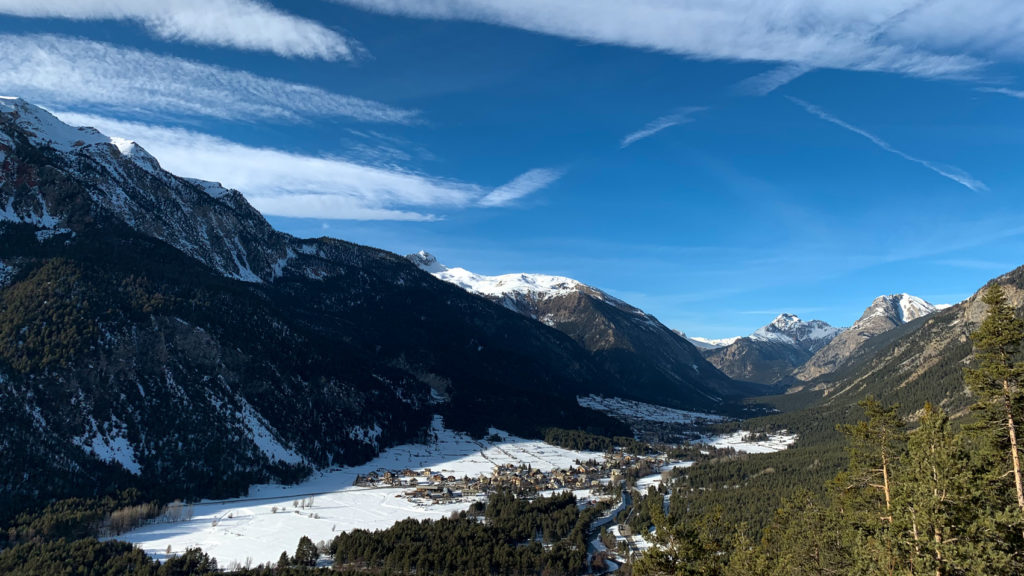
[769,313,802,330]
[702,313,842,385]
[749,313,841,352]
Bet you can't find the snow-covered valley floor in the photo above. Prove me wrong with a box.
[707,430,799,454]
[116,416,603,568]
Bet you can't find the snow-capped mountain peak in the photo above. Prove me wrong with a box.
[408,251,583,300]
[768,313,802,331]
[749,313,842,352]
[1,97,109,152]
[407,250,447,274]
[857,293,939,327]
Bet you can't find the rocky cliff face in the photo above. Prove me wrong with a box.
[791,294,940,386]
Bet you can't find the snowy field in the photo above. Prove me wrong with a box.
[708,430,798,454]
[577,395,725,425]
[634,461,694,492]
[116,416,603,567]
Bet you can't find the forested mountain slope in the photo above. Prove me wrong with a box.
[675,265,1024,534]
[0,98,649,519]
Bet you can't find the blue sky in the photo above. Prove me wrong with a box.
[1,1,1023,338]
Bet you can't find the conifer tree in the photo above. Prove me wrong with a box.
[965,285,1024,521]
[893,403,968,575]
[835,396,907,575]
[294,535,318,567]
[747,488,850,576]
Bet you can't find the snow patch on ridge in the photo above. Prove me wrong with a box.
[1,97,109,153]
[186,178,233,199]
[0,260,13,286]
[687,335,740,349]
[234,398,304,466]
[0,195,59,227]
[72,415,142,475]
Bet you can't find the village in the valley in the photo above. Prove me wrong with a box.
[352,449,670,506]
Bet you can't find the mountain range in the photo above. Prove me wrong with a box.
[697,294,943,387]
[787,280,1019,410]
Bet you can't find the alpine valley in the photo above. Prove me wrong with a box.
[3,96,1024,576]
[0,98,745,519]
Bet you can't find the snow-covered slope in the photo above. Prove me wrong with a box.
[682,334,740,350]
[408,250,583,303]
[792,293,941,383]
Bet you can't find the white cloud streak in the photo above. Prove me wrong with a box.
[736,63,813,95]
[0,0,357,60]
[0,35,414,124]
[334,0,995,80]
[478,168,563,207]
[788,97,987,192]
[54,112,554,220]
[620,107,705,148]
[977,87,1024,99]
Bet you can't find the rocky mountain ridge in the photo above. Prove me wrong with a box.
[790,293,942,386]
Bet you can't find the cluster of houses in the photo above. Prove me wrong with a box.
[352,451,672,505]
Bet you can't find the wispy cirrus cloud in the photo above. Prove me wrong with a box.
[334,0,997,81]
[55,112,557,220]
[621,107,705,148]
[0,34,414,124]
[478,168,563,207]
[977,87,1024,99]
[0,0,358,60]
[788,97,987,192]
[936,259,1015,271]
